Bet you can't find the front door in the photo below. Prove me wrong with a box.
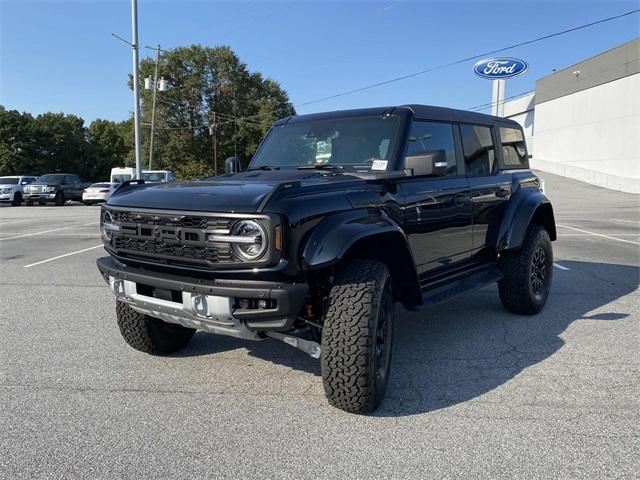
[399,120,473,277]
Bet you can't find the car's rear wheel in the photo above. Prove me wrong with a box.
[54,192,65,206]
[498,224,553,315]
[11,192,22,206]
[115,301,196,355]
[320,259,394,414]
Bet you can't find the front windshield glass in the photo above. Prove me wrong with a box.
[143,172,166,182]
[0,177,19,185]
[250,116,400,170]
[111,174,131,183]
[39,174,65,183]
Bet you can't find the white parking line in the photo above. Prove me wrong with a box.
[613,218,640,225]
[0,222,97,241]
[557,224,640,246]
[0,219,40,226]
[554,262,570,271]
[23,244,104,268]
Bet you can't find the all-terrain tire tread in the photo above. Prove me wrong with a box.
[498,224,552,315]
[321,259,390,414]
[115,301,195,355]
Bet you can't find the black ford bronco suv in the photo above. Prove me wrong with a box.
[97,105,556,414]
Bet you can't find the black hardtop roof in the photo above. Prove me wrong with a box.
[275,104,520,128]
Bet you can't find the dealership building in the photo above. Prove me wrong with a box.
[503,38,639,194]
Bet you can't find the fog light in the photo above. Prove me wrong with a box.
[113,279,126,297]
[257,299,268,309]
[193,295,209,317]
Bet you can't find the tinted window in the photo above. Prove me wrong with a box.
[112,174,131,183]
[65,175,78,184]
[406,121,457,175]
[460,125,496,176]
[0,177,20,185]
[500,127,528,167]
[39,174,65,183]
[143,172,166,182]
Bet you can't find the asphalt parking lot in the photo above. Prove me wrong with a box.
[1,172,638,479]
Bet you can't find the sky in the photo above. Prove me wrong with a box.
[1,0,639,124]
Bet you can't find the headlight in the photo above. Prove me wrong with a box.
[0,188,10,194]
[46,186,56,192]
[100,209,119,241]
[229,220,267,261]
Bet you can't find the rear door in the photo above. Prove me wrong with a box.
[459,124,511,261]
[398,120,473,277]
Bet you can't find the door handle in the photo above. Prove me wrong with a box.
[495,187,511,198]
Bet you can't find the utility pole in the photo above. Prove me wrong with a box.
[130,0,142,180]
[209,112,218,175]
[148,44,161,170]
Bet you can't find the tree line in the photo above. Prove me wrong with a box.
[0,45,295,181]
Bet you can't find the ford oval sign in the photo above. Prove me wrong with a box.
[473,58,528,79]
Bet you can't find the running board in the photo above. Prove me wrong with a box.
[421,265,503,307]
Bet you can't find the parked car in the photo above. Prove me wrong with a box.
[23,173,84,206]
[0,175,38,206]
[110,167,176,184]
[97,105,556,414]
[82,182,117,205]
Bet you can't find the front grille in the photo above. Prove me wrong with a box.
[107,209,235,266]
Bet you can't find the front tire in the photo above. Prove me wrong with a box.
[321,259,394,414]
[11,192,22,206]
[498,225,553,315]
[115,301,196,355]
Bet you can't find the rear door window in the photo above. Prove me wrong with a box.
[460,124,496,176]
[500,127,528,168]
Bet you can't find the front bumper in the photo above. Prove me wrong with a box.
[97,256,308,339]
[24,193,56,200]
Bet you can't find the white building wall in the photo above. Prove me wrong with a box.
[532,73,640,194]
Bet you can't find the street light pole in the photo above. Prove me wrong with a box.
[148,44,161,170]
[130,0,142,180]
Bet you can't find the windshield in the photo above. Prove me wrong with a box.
[250,116,400,171]
[39,174,65,183]
[111,174,131,183]
[143,172,166,182]
[0,177,19,185]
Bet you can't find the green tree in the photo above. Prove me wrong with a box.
[87,119,128,180]
[0,106,40,176]
[33,112,88,176]
[136,44,295,177]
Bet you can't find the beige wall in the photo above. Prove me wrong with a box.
[532,73,639,194]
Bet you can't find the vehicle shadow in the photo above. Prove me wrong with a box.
[174,260,638,414]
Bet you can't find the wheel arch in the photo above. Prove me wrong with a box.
[301,209,422,307]
[495,188,556,252]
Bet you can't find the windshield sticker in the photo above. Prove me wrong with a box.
[371,160,388,171]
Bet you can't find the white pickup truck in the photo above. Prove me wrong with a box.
[0,175,39,206]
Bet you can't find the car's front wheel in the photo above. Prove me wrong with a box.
[498,224,553,315]
[11,192,22,206]
[115,301,196,355]
[321,259,394,414]
[54,192,65,206]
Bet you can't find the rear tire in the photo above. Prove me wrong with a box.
[11,192,22,206]
[320,259,394,414]
[54,191,64,206]
[498,224,553,315]
[115,301,196,355]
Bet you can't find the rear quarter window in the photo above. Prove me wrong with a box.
[500,127,528,168]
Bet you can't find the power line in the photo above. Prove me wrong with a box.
[467,89,535,112]
[296,9,640,107]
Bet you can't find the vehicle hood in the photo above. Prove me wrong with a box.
[107,169,366,213]
[0,183,18,188]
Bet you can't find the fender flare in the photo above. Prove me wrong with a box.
[495,187,556,252]
[301,209,422,306]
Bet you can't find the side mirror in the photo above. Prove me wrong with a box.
[404,150,448,177]
[224,156,241,174]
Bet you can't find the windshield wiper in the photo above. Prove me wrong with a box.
[248,165,280,171]
[297,164,344,171]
